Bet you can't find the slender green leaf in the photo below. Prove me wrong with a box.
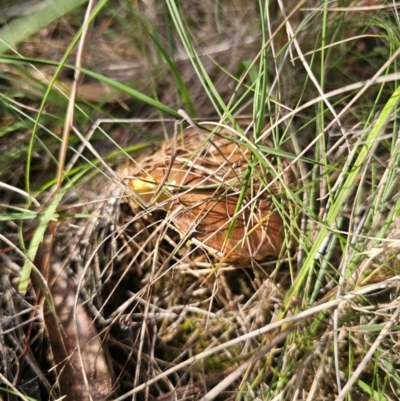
[0,0,88,55]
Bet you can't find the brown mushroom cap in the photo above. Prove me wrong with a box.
[170,191,286,263]
[127,125,297,263]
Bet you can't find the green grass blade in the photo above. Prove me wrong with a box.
[0,0,88,55]
[284,86,400,309]
[18,190,63,293]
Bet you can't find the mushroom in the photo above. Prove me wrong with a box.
[127,124,297,263]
